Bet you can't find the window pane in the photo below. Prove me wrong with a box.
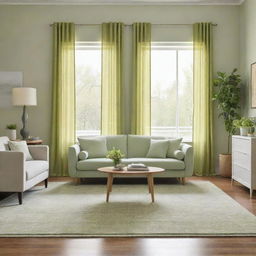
[151,49,177,137]
[75,43,101,136]
[178,50,193,141]
[151,43,193,141]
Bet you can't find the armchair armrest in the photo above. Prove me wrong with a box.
[0,151,25,192]
[28,145,49,161]
[68,144,80,177]
[181,143,194,177]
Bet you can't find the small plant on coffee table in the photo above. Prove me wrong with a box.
[106,148,124,168]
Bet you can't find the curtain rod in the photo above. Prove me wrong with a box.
[50,23,217,27]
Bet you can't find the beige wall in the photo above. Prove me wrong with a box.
[0,5,240,171]
[240,0,256,117]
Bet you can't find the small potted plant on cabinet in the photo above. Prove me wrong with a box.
[212,69,241,177]
[6,124,17,141]
[233,117,255,136]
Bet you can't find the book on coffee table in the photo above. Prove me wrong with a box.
[127,163,149,171]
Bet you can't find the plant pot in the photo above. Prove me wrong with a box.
[7,129,17,140]
[240,127,248,136]
[219,153,232,178]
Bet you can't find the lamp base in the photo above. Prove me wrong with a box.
[20,105,29,140]
[20,128,29,140]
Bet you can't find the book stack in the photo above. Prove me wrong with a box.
[127,163,149,171]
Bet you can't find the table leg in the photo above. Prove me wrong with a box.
[110,175,113,192]
[149,174,155,203]
[106,173,113,202]
[147,175,151,193]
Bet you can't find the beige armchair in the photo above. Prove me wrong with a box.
[0,136,49,204]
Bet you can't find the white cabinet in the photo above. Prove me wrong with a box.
[232,136,256,198]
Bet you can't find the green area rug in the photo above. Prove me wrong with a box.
[0,181,255,237]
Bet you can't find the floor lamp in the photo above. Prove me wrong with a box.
[12,88,37,140]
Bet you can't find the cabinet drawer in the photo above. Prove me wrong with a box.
[232,151,251,170]
[232,164,251,187]
[232,138,251,154]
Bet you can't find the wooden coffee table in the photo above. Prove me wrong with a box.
[98,166,165,203]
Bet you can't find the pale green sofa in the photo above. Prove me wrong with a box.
[68,135,193,179]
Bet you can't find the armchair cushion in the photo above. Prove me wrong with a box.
[25,160,49,180]
[9,141,33,160]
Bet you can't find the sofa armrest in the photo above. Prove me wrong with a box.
[28,145,49,161]
[68,144,80,177]
[181,143,193,177]
[0,151,25,192]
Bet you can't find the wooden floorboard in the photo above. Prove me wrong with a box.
[0,176,256,256]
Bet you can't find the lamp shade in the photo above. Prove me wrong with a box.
[12,87,37,106]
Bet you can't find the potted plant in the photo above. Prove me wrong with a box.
[106,147,125,170]
[6,124,17,140]
[212,68,241,177]
[233,117,255,136]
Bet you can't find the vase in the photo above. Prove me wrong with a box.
[113,160,120,167]
[113,160,122,170]
[7,129,17,140]
[240,127,248,136]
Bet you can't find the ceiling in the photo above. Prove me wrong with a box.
[0,0,245,5]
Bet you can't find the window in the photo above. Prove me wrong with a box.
[151,42,193,141]
[75,42,101,136]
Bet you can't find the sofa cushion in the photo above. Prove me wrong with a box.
[167,138,182,158]
[77,158,113,171]
[127,135,166,158]
[0,136,9,151]
[25,160,49,180]
[78,137,108,158]
[122,158,185,170]
[106,135,127,157]
[146,139,169,158]
[77,157,185,171]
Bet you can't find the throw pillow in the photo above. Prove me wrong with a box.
[0,137,9,151]
[78,137,108,159]
[146,139,169,158]
[78,151,89,160]
[173,150,185,160]
[167,138,183,158]
[8,141,33,161]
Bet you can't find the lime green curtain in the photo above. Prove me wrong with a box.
[101,22,124,135]
[193,22,215,176]
[50,22,76,176]
[131,23,151,135]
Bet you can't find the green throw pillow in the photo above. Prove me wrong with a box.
[78,137,108,159]
[173,150,185,160]
[78,151,89,160]
[146,139,169,158]
[167,138,182,158]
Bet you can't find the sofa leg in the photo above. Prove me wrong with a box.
[74,178,80,185]
[18,192,23,205]
[44,178,48,188]
[181,177,186,185]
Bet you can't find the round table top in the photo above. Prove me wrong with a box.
[98,166,165,174]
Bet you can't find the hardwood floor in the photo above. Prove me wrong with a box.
[0,176,256,256]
